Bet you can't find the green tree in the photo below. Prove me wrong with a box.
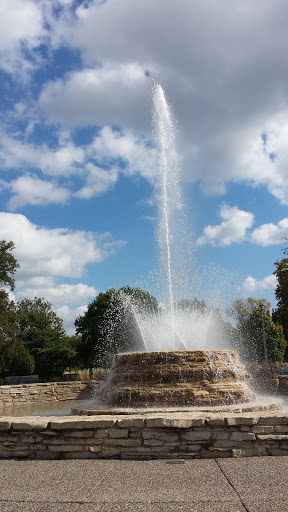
[75,286,159,368]
[176,298,208,313]
[228,297,286,363]
[0,241,19,291]
[16,297,75,380]
[273,247,288,350]
[0,241,23,379]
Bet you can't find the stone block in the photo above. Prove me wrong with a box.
[12,419,49,430]
[48,444,83,452]
[155,432,179,442]
[94,430,108,439]
[108,428,129,439]
[181,431,211,441]
[117,417,145,428]
[129,431,141,439]
[20,435,43,443]
[87,445,102,453]
[274,426,288,433]
[227,416,257,426]
[145,417,197,428]
[104,438,141,447]
[63,430,95,438]
[213,432,230,440]
[0,421,11,431]
[50,418,115,430]
[143,439,164,447]
[230,432,256,441]
[257,434,288,441]
[101,446,120,457]
[142,430,155,440]
[258,414,288,425]
[206,416,226,426]
[268,448,288,456]
[252,425,274,434]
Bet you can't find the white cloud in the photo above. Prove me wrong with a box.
[15,281,97,307]
[42,0,288,204]
[55,305,88,335]
[75,163,118,199]
[0,212,125,279]
[251,218,288,246]
[0,126,156,207]
[241,274,278,294]
[0,132,84,177]
[90,126,157,181]
[196,205,254,247]
[38,62,152,130]
[0,0,45,75]
[8,175,70,210]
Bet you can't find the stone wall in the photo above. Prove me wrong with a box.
[1,411,288,460]
[0,382,92,407]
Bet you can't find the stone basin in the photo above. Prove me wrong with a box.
[98,350,256,408]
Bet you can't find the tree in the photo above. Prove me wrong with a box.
[16,298,75,380]
[0,241,22,379]
[273,248,288,349]
[228,297,287,363]
[0,241,19,291]
[75,286,159,368]
[176,298,208,313]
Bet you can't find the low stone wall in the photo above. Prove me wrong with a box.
[0,382,92,407]
[1,411,288,460]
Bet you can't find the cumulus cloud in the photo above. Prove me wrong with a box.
[75,163,118,199]
[90,126,157,181]
[251,218,288,246]
[196,205,254,246]
[0,212,125,279]
[55,305,88,335]
[0,133,84,177]
[41,0,288,204]
[38,62,152,130]
[15,281,97,307]
[241,274,278,294]
[0,0,45,75]
[0,125,156,208]
[8,175,70,210]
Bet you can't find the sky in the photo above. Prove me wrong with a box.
[1,0,288,334]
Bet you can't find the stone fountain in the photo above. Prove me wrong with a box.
[101,351,255,408]
[74,84,279,416]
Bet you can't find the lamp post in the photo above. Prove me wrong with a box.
[259,302,268,362]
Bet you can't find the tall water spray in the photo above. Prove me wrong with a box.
[120,85,232,353]
[153,84,187,313]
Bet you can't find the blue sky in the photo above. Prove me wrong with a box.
[1,0,288,333]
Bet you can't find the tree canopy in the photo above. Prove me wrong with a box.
[16,297,76,380]
[228,297,287,362]
[273,248,288,341]
[75,286,159,368]
[0,241,77,381]
[0,241,19,291]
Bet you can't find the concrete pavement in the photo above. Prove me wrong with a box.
[0,456,286,511]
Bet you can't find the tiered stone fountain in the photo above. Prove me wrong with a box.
[102,350,255,408]
[74,84,280,417]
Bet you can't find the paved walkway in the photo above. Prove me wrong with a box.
[0,456,286,511]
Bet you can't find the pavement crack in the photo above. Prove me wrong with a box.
[214,459,249,512]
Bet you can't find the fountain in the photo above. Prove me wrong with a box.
[74,84,278,415]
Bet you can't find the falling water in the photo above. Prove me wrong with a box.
[116,85,234,353]
[153,84,185,313]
